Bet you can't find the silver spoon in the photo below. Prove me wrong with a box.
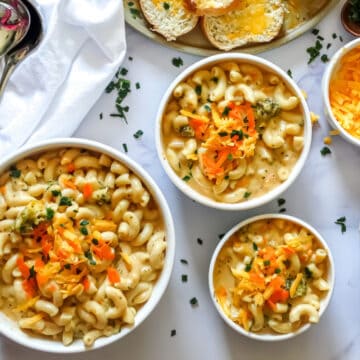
[0,0,42,97]
[0,0,30,57]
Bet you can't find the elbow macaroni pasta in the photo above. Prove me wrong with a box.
[161,61,305,203]
[0,148,167,347]
[213,218,330,335]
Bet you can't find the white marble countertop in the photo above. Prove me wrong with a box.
[1,1,360,359]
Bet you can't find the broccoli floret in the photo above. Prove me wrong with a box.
[179,125,195,137]
[254,98,281,122]
[15,201,46,234]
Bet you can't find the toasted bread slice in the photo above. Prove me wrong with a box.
[139,0,199,41]
[202,0,285,51]
[185,0,240,16]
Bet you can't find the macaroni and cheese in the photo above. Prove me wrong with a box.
[0,148,167,346]
[161,61,305,203]
[213,218,330,335]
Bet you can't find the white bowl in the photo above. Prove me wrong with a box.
[0,138,175,353]
[155,53,312,211]
[208,214,335,341]
[322,37,360,147]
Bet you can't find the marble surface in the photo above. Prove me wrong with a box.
[1,1,360,359]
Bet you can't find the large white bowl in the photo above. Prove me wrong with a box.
[155,53,312,211]
[208,214,335,341]
[0,138,175,353]
[322,37,360,147]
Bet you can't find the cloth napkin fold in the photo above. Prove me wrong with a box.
[0,0,126,157]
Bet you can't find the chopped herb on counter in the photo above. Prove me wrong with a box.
[9,166,21,178]
[99,112,103,120]
[122,143,128,153]
[170,329,176,337]
[172,57,183,67]
[279,208,286,213]
[181,274,188,282]
[327,43,332,49]
[190,297,198,306]
[335,216,347,233]
[287,69,293,78]
[321,54,329,63]
[135,82,140,89]
[180,259,188,264]
[317,35,324,41]
[120,68,128,76]
[339,35,343,42]
[312,28,319,35]
[197,238,203,245]
[218,233,224,239]
[332,33,337,39]
[320,146,331,156]
[133,130,144,139]
[128,56,133,61]
[278,198,286,207]
[307,40,323,64]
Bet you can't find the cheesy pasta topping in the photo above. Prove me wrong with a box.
[161,61,305,203]
[0,148,166,346]
[213,218,330,335]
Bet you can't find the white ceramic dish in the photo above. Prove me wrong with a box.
[322,37,360,147]
[155,53,312,211]
[0,138,175,353]
[208,213,335,341]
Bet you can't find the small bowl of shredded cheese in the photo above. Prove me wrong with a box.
[323,38,360,147]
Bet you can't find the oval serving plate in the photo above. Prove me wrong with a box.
[125,0,338,56]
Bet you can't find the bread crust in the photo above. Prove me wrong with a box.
[185,0,240,16]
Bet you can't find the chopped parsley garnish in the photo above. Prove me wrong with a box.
[245,263,252,272]
[320,146,331,156]
[230,129,244,140]
[172,57,183,67]
[180,259,188,264]
[84,250,96,265]
[287,69,293,78]
[64,264,71,270]
[197,238,203,245]
[277,198,286,207]
[195,85,202,95]
[312,28,319,35]
[307,40,323,64]
[252,242,258,251]
[304,267,312,279]
[227,154,233,161]
[218,131,228,137]
[128,1,134,6]
[243,191,251,199]
[190,297,198,306]
[129,8,141,19]
[120,68,128,76]
[317,35,324,41]
[264,260,271,266]
[211,77,218,83]
[335,216,346,234]
[321,54,329,63]
[222,106,230,116]
[133,130,144,139]
[170,329,176,337]
[181,274,188,282]
[327,43,332,49]
[46,208,54,220]
[218,233,224,239]
[59,196,72,206]
[275,268,281,274]
[51,190,61,197]
[122,143,128,153]
[92,238,99,245]
[279,208,286,213]
[163,2,170,10]
[182,174,191,182]
[204,104,211,112]
[9,166,21,178]
[99,112,103,120]
[339,36,343,42]
[80,227,88,236]
[80,219,89,226]
[29,266,36,279]
[135,82,140,89]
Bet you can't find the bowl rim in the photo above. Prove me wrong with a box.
[0,137,176,353]
[155,52,312,211]
[322,37,360,147]
[208,213,335,341]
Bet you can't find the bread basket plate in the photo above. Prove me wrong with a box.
[125,0,338,56]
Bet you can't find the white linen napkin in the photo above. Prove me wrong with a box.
[0,0,126,156]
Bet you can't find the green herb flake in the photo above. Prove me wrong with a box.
[172,57,183,67]
[163,2,170,10]
[120,68,128,76]
[130,8,141,19]
[320,146,331,156]
[230,129,244,140]
[277,198,286,207]
[92,238,99,245]
[46,208,55,221]
[218,233,224,239]
[275,268,281,274]
[287,69,293,78]
[252,242,258,251]
[211,76,219,83]
[29,266,36,279]
[181,274,188,282]
[218,131,228,137]
[321,54,329,63]
[99,112,103,120]
[264,260,271,267]
[339,36,343,42]
[190,297,198,306]
[80,219,89,226]
[197,238,203,245]
[243,191,251,199]
[304,267,313,279]
[170,329,176,337]
[128,56,133,61]
[135,82,140,89]
[245,263,252,272]
[222,106,231,116]
[51,190,61,197]
[312,28,319,35]
[335,216,347,234]
[64,264,71,270]
[80,227,88,236]
[332,33,337,39]
[204,104,211,112]
[317,35,324,41]
[327,43,332,49]
[84,250,96,265]
[227,154,233,161]
[182,175,191,182]
[180,259,188,264]
[194,85,202,96]
[9,166,21,178]
[122,143,128,153]
[128,1,134,6]
[133,130,144,139]
[279,208,286,213]
[59,196,72,206]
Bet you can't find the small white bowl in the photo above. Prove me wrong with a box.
[208,214,335,341]
[0,138,175,353]
[322,37,360,147]
[155,53,312,211]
